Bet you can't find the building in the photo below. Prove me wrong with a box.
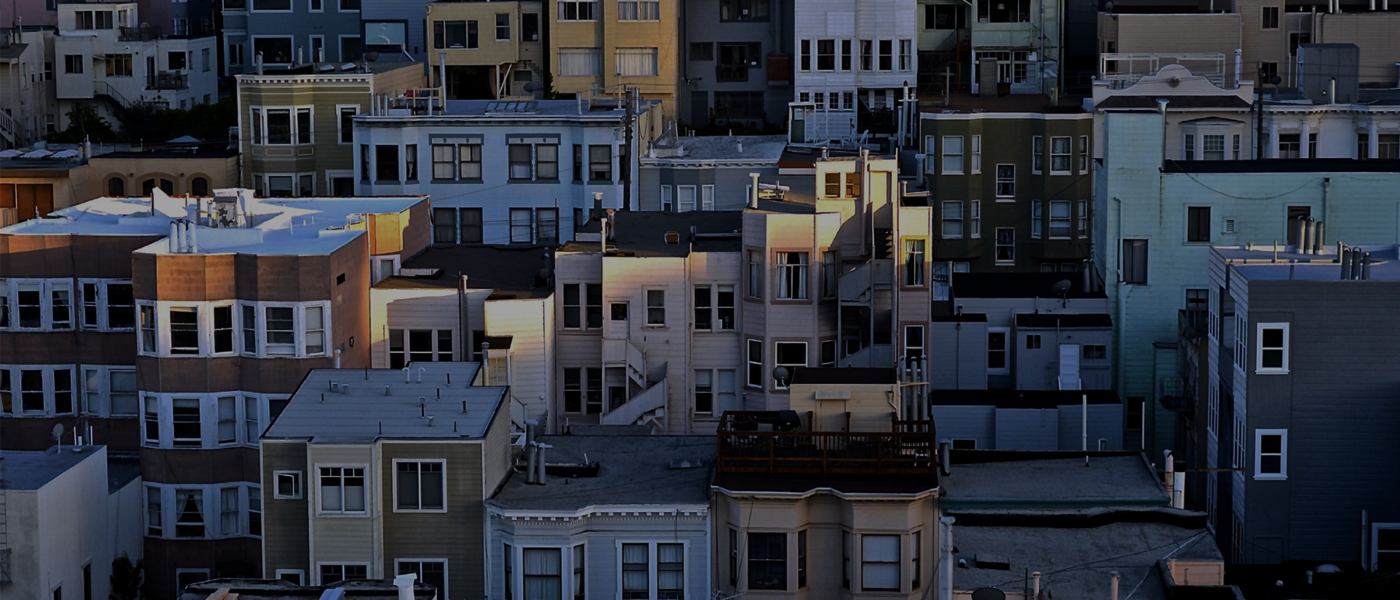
[425,0,544,100]
[90,148,241,198]
[1197,244,1400,567]
[353,98,663,244]
[915,0,1067,96]
[680,0,794,128]
[0,446,144,600]
[791,0,919,144]
[637,135,786,212]
[0,189,430,599]
[1257,44,1400,160]
[1090,64,1255,162]
[487,427,714,600]
[930,390,1123,451]
[0,29,59,149]
[179,578,439,599]
[1097,108,1400,460]
[546,0,680,122]
[235,60,426,197]
[221,0,364,76]
[0,151,93,225]
[53,3,219,129]
[259,363,511,597]
[918,93,1093,273]
[369,245,555,428]
[364,0,431,64]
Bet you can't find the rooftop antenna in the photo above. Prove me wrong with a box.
[1051,279,1072,308]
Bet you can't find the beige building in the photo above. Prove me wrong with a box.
[546,0,679,121]
[235,61,425,196]
[89,149,240,198]
[1091,64,1255,161]
[426,0,544,99]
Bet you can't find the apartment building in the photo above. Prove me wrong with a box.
[235,60,425,196]
[1197,245,1400,566]
[364,0,431,64]
[487,428,713,600]
[221,0,364,76]
[0,29,59,149]
[260,363,511,598]
[53,3,218,129]
[546,0,680,121]
[916,0,1067,96]
[353,99,663,244]
[792,0,918,143]
[369,245,555,428]
[425,0,544,100]
[681,0,795,128]
[1097,109,1400,460]
[1090,64,1255,161]
[1257,45,1400,159]
[637,135,785,212]
[919,94,1093,273]
[0,188,430,599]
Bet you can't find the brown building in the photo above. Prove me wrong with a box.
[0,187,430,600]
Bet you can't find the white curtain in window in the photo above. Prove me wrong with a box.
[523,548,562,600]
[344,471,365,512]
[220,487,239,535]
[658,543,685,591]
[616,48,658,76]
[559,48,601,76]
[623,544,649,592]
[862,535,899,589]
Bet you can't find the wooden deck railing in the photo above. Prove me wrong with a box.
[716,412,937,476]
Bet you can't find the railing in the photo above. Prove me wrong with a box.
[716,414,937,476]
[148,72,188,90]
[716,64,748,83]
[839,261,873,302]
[93,81,133,106]
[0,110,14,143]
[1098,53,1226,89]
[600,375,667,427]
[118,25,162,42]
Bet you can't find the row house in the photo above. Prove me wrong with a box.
[1090,64,1255,162]
[1097,108,1400,462]
[918,93,1094,273]
[1199,245,1400,568]
[637,135,786,212]
[1257,44,1400,160]
[426,0,544,100]
[353,98,664,245]
[547,0,681,122]
[53,3,218,129]
[259,363,512,597]
[0,188,429,600]
[235,60,426,197]
[0,28,59,149]
[681,0,795,128]
[222,0,366,76]
[915,0,1067,96]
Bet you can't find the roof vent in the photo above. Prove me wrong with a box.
[664,231,680,244]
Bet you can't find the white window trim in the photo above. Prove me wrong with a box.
[81,364,139,417]
[1254,322,1289,374]
[2,365,78,417]
[273,470,304,499]
[391,459,448,513]
[139,392,269,450]
[1371,523,1400,572]
[1253,428,1288,480]
[275,570,306,585]
[144,482,261,541]
[335,104,358,145]
[773,340,807,390]
[316,562,373,586]
[614,539,689,600]
[395,559,449,598]
[644,287,667,327]
[1049,136,1072,175]
[315,463,370,517]
[941,135,964,175]
[746,339,763,389]
[76,278,135,331]
[238,300,333,358]
[249,0,294,13]
[0,278,74,331]
[986,327,1011,375]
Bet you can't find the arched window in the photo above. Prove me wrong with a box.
[108,177,126,197]
[142,179,156,196]
[191,177,209,196]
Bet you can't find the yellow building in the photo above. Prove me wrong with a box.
[426,0,545,99]
[547,0,679,121]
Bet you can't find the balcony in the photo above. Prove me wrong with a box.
[119,25,162,42]
[147,72,188,91]
[716,64,749,83]
[716,411,937,477]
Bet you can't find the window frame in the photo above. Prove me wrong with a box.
[860,534,901,592]
[1253,429,1287,480]
[274,470,303,499]
[393,459,447,513]
[773,251,809,301]
[746,532,787,591]
[987,327,1010,374]
[316,464,369,516]
[995,164,1015,198]
[1255,322,1289,374]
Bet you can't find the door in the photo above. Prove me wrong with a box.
[690,91,708,127]
[1058,344,1081,390]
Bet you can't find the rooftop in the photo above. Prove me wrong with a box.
[179,578,438,600]
[0,446,104,491]
[262,364,507,444]
[359,99,654,121]
[558,211,744,257]
[374,245,554,298]
[641,135,787,164]
[1164,158,1400,174]
[790,367,896,385]
[1215,244,1400,281]
[952,272,1106,299]
[1095,95,1251,110]
[490,431,714,512]
[950,508,1228,600]
[931,389,1121,409]
[93,148,240,160]
[1015,313,1113,328]
[0,189,425,257]
[919,93,1089,115]
[940,453,1167,509]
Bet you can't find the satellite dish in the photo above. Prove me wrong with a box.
[1051,279,1073,296]
[971,589,1007,600]
[1269,75,1282,86]
[772,366,791,386]
[364,51,380,62]
[523,81,538,93]
[52,423,64,441]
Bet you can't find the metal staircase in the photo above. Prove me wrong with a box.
[0,111,16,146]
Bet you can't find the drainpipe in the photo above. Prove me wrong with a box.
[939,516,956,600]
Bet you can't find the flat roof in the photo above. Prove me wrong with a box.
[791,367,896,385]
[920,93,1089,115]
[932,389,1121,409]
[950,508,1224,600]
[0,189,425,257]
[1217,244,1400,281]
[558,211,743,257]
[0,446,103,491]
[1015,313,1113,328]
[953,272,1105,299]
[374,245,554,298]
[262,364,507,443]
[641,135,787,163]
[1164,158,1400,174]
[357,99,655,121]
[181,578,438,600]
[940,453,1167,508]
[491,432,714,511]
[93,148,239,160]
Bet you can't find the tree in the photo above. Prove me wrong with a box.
[110,554,144,600]
[46,104,119,144]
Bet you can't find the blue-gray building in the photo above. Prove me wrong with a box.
[222,0,367,75]
[680,0,794,128]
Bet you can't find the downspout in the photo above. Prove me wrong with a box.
[939,516,956,600]
[1113,195,1129,446]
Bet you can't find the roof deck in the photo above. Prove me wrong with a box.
[715,411,937,478]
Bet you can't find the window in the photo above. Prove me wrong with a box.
[618,0,659,20]
[860,40,872,70]
[397,561,447,598]
[263,306,296,355]
[1051,137,1071,173]
[1032,136,1044,173]
[712,285,735,330]
[900,39,912,70]
[461,208,483,243]
[1373,525,1400,571]
[862,535,899,591]
[220,487,240,536]
[275,471,302,499]
[523,548,562,600]
[1050,201,1071,238]
[217,396,237,445]
[1234,315,1248,372]
[588,145,612,181]
[144,396,161,445]
[50,283,71,330]
[995,228,1015,264]
[617,48,659,76]
[720,0,768,20]
[276,571,304,585]
[987,328,1008,373]
[110,370,138,416]
[979,0,1030,21]
[174,489,206,538]
[1262,5,1279,29]
[1233,134,1242,160]
[321,564,368,585]
[815,39,836,71]
[537,208,559,245]
[904,240,925,286]
[878,39,893,71]
[404,144,418,181]
[1082,345,1107,360]
[1120,239,1148,284]
[774,342,806,388]
[145,485,162,536]
[1256,323,1289,373]
[559,48,602,75]
[1380,134,1400,159]
[1183,133,1196,160]
[106,54,132,77]
[64,54,84,74]
[912,531,922,589]
[748,533,786,590]
[509,208,533,243]
[842,532,852,589]
[319,466,367,513]
[558,0,596,20]
[622,544,648,598]
[1202,134,1225,160]
[1031,200,1043,239]
[1255,429,1287,479]
[746,340,763,388]
[1278,133,1300,159]
[1187,207,1211,243]
[1078,200,1088,234]
[690,42,714,61]
[942,136,964,174]
[395,460,445,511]
[747,250,763,298]
[775,252,808,300]
[433,207,456,242]
[659,543,684,598]
[495,13,511,41]
[794,530,808,588]
[904,325,925,362]
[995,165,1014,197]
[375,145,400,182]
[172,399,202,447]
[572,545,586,600]
[646,289,666,326]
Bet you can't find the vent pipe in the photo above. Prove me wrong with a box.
[1032,572,1041,599]
[1362,252,1372,280]
[938,441,951,476]
[1313,221,1325,254]
[168,222,179,253]
[525,443,538,484]
[1300,218,1312,254]
[403,367,411,382]
[939,517,956,600]
[749,172,760,209]
[1341,247,1353,279]
[334,348,342,368]
[1110,571,1120,600]
[1351,249,1364,279]
[536,442,549,484]
[418,367,425,383]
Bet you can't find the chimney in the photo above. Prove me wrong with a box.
[749,172,760,209]
[525,443,538,484]
[536,442,549,484]
[1032,572,1041,599]
[393,573,417,600]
